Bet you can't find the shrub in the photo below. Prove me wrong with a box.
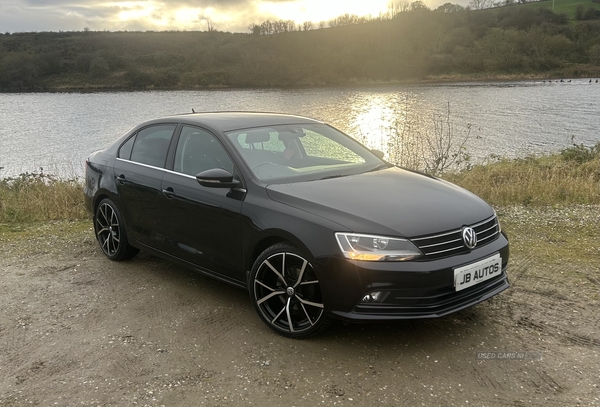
[561,142,600,164]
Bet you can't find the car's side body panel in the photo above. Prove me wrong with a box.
[160,171,244,280]
[113,159,167,247]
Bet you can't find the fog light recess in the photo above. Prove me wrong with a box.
[361,291,388,303]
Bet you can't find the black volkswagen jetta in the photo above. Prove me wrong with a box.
[84,112,509,338]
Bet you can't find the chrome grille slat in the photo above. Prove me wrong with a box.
[477,231,499,242]
[426,245,467,256]
[478,224,497,234]
[418,237,463,249]
[411,215,500,259]
[412,229,459,242]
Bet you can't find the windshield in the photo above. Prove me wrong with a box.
[226,123,385,182]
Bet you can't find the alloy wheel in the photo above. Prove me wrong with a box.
[96,202,121,257]
[253,250,325,336]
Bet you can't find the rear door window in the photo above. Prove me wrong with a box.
[129,125,176,168]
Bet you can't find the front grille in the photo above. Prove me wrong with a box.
[411,215,500,259]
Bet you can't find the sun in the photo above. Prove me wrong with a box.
[258,0,392,24]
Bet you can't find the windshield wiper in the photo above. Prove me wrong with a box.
[317,174,346,181]
[367,163,391,172]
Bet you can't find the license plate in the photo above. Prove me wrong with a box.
[454,253,502,292]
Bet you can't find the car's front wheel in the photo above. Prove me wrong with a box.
[249,243,331,338]
[94,198,139,261]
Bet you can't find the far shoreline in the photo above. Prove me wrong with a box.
[3,72,600,94]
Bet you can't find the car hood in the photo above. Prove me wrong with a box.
[265,167,494,237]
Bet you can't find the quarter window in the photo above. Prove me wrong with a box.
[174,126,234,176]
[118,136,135,160]
[129,125,176,168]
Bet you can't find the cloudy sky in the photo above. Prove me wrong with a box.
[0,0,455,34]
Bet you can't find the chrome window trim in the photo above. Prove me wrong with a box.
[115,158,246,193]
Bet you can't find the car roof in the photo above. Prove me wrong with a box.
[154,112,323,132]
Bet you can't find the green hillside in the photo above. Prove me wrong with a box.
[1,3,600,91]
[511,0,600,19]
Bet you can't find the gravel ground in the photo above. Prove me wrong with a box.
[0,205,599,406]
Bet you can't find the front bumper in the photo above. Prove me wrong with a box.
[315,233,509,322]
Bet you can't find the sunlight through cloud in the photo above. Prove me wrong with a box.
[259,0,391,24]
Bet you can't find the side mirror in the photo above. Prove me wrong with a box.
[196,168,241,189]
[371,149,385,159]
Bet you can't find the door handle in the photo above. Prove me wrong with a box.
[116,174,126,184]
[162,187,175,198]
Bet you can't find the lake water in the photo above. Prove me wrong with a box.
[1,80,599,178]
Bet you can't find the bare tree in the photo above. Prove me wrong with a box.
[410,1,430,12]
[260,20,273,35]
[248,23,261,35]
[329,14,366,27]
[435,3,466,12]
[205,18,216,32]
[302,21,315,31]
[469,0,494,9]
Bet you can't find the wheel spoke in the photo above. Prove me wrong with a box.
[256,289,285,305]
[110,210,117,227]
[264,259,286,285]
[256,279,276,292]
[102,235,111,253]
[299,302,314,327]
[299,280,319,286]
[99,205,109,225]
[296,296,324,309]
[270,305,286,325]
[292,259,308,288]
[285,297,294,333]
[112,234,118,253]
[96,226,109,235]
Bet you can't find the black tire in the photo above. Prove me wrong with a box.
[94,198,139,261]
[249,243,332,338]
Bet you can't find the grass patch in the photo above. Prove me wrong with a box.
[523,0,600,20]
[0,171,88,224]
[444,144,600,206]
[499,205,600,264]
[0,219,91,242]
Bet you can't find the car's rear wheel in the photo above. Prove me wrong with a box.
[249,243,331,338]
[95,198,138,261]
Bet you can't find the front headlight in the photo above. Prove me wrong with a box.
[335,233,423,261]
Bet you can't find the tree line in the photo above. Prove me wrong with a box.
[1,1,600,91]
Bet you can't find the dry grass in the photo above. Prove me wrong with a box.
[0,172,88,223]
[444,146,600,206]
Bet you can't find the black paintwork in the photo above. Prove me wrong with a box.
[84,112,509,321]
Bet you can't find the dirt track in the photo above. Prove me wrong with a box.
[0,207,599,406]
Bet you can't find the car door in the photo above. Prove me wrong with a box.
[114,124,177,248]
[160,125,244,281]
